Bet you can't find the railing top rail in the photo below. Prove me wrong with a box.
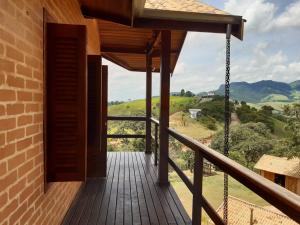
[150,117,159,125]
[107,116,146,121]
[167,127,300,223]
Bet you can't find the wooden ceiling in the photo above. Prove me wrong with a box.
[98,20,186,73]
[79,0,133,25]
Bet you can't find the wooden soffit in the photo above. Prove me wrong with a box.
[98,19,186,73]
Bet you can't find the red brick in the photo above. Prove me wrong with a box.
[7,103,24,115]
[0,28,15,45]
[0,89,16,101]
[0,71,5,85]
[17,137,32,151]
[27,166,41,184]
[17,114,32,126]
[8,152,26,171]
[9,201,27,225]
[6,45,24,62]
[25,103,39,112]
[0,198,18,219]
[26,124,39,136]
[16,64,32,77]
[26,80,39,89]
[9,177,26,199]
[26,145,40,160]
[7,127,25,142]
[7,75,24,88]
[0,143,15,159]
[0,118,16,131]
[0,104,5,116]
[20,183,34,203]
[25,56,39,69]
[20,206,34,225]
[33,93,43,101]
[0,192,8,207]
[0,42,4,56]
[0,170,17,191]
[0,58,15,73]
[34,153,43,166]
[33,113,43,123]
[0,161,7,177]
[18,159,34,178]
[0,133,5,146]
[17,91,32,101]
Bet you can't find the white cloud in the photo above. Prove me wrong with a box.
[224,0,300,33]
[274,1,300,29]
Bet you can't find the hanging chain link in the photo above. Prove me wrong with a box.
[223,27,231,224]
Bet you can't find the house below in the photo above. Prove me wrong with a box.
[188,109,202,119]
[255,155,300,195]
[214,196,297,225]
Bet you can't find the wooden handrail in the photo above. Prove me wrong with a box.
[107,116,146,121]
[150,117,159,125]
[107,134,145,139]
[168,127,300,223]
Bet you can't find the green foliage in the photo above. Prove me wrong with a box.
[197,116,217,130]
[272,104,300,158]
[236,102,275,132]
[211,122,273,169]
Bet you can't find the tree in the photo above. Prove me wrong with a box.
[210,122,273,169]
[180,89,185,96]
[185,91,195,97]
[272,104,300,158]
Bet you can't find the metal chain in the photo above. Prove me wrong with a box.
[223,27,231,224]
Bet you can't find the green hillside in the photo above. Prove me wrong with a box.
[108,96,193,116]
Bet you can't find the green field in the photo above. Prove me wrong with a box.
[170,171,269,222]
[108,96,194,116]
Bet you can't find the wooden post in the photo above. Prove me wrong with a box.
[158,30,171,185]
[145,53,152,154]
[192,151,203,225]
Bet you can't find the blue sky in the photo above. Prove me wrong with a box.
[106,0,300,101]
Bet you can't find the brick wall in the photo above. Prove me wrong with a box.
[0,0,100,224]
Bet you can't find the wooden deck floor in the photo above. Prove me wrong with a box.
[62,152,191,225]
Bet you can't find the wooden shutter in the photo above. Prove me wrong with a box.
[46,23,87,182]
[87,55,103,177]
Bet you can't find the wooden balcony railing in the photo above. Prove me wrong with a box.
[150,117,300,225]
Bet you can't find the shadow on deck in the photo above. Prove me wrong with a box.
[62,152,192,225]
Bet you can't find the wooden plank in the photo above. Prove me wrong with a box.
[96,152,119,224]
[146,154,187,225]
[106,152,121,225]
[81,155,113,224]
[129,151,141,225]
[131,152,151,225]
[192,151,203,225]
[159,30,171,185]
[115,152,125,225]
[136,152,170,225]
[124,153,133,225]
[134,153,161,225]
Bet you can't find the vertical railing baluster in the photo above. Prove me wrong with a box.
[154,123,158,166]
[192,150,203,225]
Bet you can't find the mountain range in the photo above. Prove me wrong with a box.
[199,80,300,103]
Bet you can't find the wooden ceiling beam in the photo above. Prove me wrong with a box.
[147,31,161,55]
[102,53,133,71]
[101,46,178,57]
[133,18,242,40]
[81,6,131,26]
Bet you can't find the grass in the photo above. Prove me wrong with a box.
[108,96,194,116]
[170,171,269,222]
[169,112,220,140]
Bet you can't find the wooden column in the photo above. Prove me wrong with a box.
[158,30,171,185]
[145,53,152,154]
